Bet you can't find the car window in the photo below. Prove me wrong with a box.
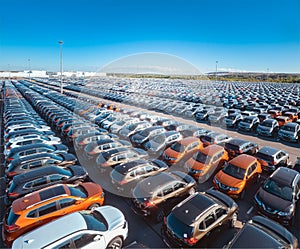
[215,208,226,219]
[145,165,154,173]
[52,239,73,249]
[59,198,77,209]
[247,162,257,176]
[162,185,174,196]
[27,209,38,218]
[38,202,57,216]
[31,176,48,188]
[49,174,67,182]
[204,213,215,228]
[173,182,185,191]
[73,233,96,248]
[187,142,198,150]
[135,167,146,176]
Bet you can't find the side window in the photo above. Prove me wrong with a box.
[27,209,38,218]
[38,202,57,216]
[199,221,205,230]
[53,239,72,249]
[49,174,66,182]
[32,176,48,187]
[118,154,127,161]
[162,185,174,196]
[145,165,154,173]
[173,182,185,191]
[135,167,146,176]
[204,213,215,228]
[215,208,226,219]
[59,198,77,209]
[73,233,95,248]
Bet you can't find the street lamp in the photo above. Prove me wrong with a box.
[28,59,31,81]
[59,40,64,94]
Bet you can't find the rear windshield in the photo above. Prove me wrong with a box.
[255,152,273,162]
[68,185,88,198]
[225,143,239,151]
[81,211,108,231]
[167,213,194,237]
[193,152,210,164]
[171,142,185,153]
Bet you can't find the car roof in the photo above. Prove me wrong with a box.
[178,136,199,146]
[258,146,280,155]
[172,193,216,225]
[114,159,150,174]
[229,154,257,169]
[225,138,248,146]
[201,144,224,155]
[271,167,299,187]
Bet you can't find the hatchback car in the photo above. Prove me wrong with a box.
[185,144,228,182]
[132,171,196,222]
[163,137,203,165]
[12,205,128,249]
[225,216,298,249]
[214,154,262,199]
[224,138,259,159]
[255,146,289,172]
[256,118,279,137]
[96,147,149,168]
[111,159,168,192]
[2,182,104,246]
[162,189,238,248]
[254,167,300,225]
[6,165,88,202]
[278,122,300,142]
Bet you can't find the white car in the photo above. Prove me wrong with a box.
[5,124,51,135]
[12,205,128,249]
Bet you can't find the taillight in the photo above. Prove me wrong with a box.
[163,216,167,224]
[144,201,154,207]
[78,141,84,145]
[183,237,198,245]
[6,157,14,162]
[8,192,19,198]
[119,180,127,185]
[6,224,20,233]
[272,161,276,165]
[6,171,18,178]
[6,146,11,150]
[238,149,243,154]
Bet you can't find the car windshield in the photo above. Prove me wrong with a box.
[262,121,273,127]
[81,211,108,231]
[68,185,88,198]
[227,115,236,120]
[263,179,293,201]
[140,130,150,136]
[128,124,137,131]
[225,143,239,151]
[167,213,194,237]
[282,126,295,132]
[153,135,165,144]
[223,163,246,180]
[244,118,253,124]
[171,142,185,153]
[193,152,211,164]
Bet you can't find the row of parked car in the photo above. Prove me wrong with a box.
[1,82,129,249]
[21,79,300,248]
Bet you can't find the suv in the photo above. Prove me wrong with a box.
[214,154,262,199]
[162,189,238,248]
[119,121,152,138]
[163,137,203,165]
[224,138,259,159]
[278,122,300,142]
[200,132,232,147]
[225,216,298,249]
[223,113,243,128]
[12,206,128,249]
[131,126,166,147]
[132,171,196,222]
[185,145,228,183]
[254,167,300,225]
[2,182,104,246]
[255,146,289,172]
[237,116,260,132]
[257,119,279,137]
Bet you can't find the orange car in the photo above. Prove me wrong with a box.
[275,116,292,127]
[162,137,203,165]
[283,112,298,122]
[2,182,104,246]
[268,109,281,119]
[185,144,229,182]
[213,154,262,199]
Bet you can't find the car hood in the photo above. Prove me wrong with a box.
[258,189,292,211]
[131,134,145,142]
[215,171,244,188]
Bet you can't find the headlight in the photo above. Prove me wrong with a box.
[229,187,239,191]
[278,205,294,216]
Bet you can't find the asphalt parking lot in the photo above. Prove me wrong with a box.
[1,78,300,248]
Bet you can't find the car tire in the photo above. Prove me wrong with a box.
[107,236,123,249]
[88,203,101,210]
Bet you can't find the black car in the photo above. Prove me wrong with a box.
[254,167,300,225]
[162,189,238,248]
[6,165,88,203]
[225,216,298,248]
[6,152,77,179]
[132,171,196,222]
[224,138,259,158]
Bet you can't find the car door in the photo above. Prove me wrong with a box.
[72,233,105,249]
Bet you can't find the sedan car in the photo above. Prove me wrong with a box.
[12,206,128,249]
[131,171,196,222]
[2,182,105,246]
[254,167,300,225]
[162,189,238,248]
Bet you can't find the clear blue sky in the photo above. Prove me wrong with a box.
[0,0,299,73]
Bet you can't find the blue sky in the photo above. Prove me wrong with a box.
[0,0,299,73]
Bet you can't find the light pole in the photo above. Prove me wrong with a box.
[59,40,64,94]
[28,59,31,81]
[215,61,218,81]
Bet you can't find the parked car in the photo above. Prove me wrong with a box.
[162,189,238,248]
[255,146,289,172]
[119,121,152,138]
[111,159,168,192]
[6,165,88,202]
[185,144,228,182]
[96,147,149,169]
[224,138,259,159]
[278,122,300,142]
[163,137,203,165]
[256,119,279,137]
[11,205,128,249]
[257,113,272,123]
[200,132,232,147]
[275,116,292,127]
[131,126,166,147]
[132,171,196,222]
[223,113,243,128]
[2,182,105,246]
[225,216,298,249]
[254,167,300,226]
[73,130,109,150]
[4,129,55,143]
[237,116,260,132]
[214,154,262,199]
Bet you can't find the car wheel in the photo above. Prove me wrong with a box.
[229,212,238,228]
[107,236,123,249]
[188,187,196,196]
[156,209,165,223]
[88,203,101,210]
